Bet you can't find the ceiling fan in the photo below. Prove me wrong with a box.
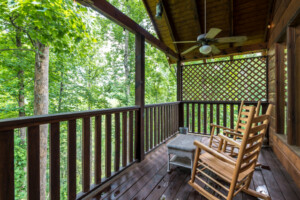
[173,0,247,56]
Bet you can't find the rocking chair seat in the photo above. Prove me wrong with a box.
[200,152,254,183]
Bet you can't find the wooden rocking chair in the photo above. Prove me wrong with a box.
[209,100,261,156]
[189,104,272,200]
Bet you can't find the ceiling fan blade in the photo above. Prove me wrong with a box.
[211,45,221,54]
[181,45,199,55]
[205,28,222,39]
[173,41,198,43]
[216,36,247,43]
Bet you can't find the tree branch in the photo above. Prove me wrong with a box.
[0,48,36,52]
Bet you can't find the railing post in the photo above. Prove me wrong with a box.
[177,60,184,128]
[0,130,14,200]
[135,33,145,161]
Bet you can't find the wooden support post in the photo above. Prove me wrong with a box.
[287,27,297,145]
[275,43,285,134]
[177,60,184,128]
[177,60,182,101]
[135,33,145,161]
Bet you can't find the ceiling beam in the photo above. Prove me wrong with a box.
[191,0,202,35]
[264,0,275,42]
[161,0,180,53]
[77,0,179,60]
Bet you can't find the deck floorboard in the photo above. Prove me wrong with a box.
[92,137,300,200]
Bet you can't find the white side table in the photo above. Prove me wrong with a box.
[166,134,203,173]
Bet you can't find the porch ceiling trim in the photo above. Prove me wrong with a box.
[77,0,180,60]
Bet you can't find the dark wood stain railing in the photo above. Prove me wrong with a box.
[181,101,268,134]
[144,102,180,153]
[0,106,140,200]
[0,100,268,199]
[0,102,180,200]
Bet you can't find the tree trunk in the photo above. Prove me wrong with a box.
[16,29,26,141]
[58,71,64,112]
[124,29,130,105]
[34,41,49,200]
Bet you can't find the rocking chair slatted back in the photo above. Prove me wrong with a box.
[189,104,272,200]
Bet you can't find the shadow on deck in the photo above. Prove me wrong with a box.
[93,136,300,200]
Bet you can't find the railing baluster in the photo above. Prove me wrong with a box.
[0,130,14,200]
[164,106,166,138]
[167,106,170,137]
[68,120,76,200]
[154,107,157,146]
[145,108,149,152]
[158,106,161,144]
[129,111,134,162]
[216,104,220,133]
[115,113,120,172]
[105,114,112,178]
[172,105,175,134]
[150,108,153,149]
[95,115,102,184]
[223,104,227,129]
[192,103,195,133]
[50,122,60,200]
[210,104,213,133]
[198,103,201,134]
[27,125,40,200]
[161,106,164,141]
[230,104,234,129]
[83,117,90,192]
[204,104,207,134]
[186,103,190,130]
[122,112,127,167]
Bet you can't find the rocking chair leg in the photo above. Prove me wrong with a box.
[242,188,271,200]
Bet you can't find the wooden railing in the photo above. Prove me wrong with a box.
[180,101,269,134]
[0,106,141,200]
[144,102,180,153]
[0,102,180,200]
[0,101,269,199]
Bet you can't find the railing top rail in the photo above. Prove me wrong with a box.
[0,106,140,131]
[181,100,268,104]
[144,101,180,108]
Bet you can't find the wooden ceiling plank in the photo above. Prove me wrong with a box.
[229,0,234,47]
[191,0,202,35]
[77,0,179,60]
[161,0,180,53]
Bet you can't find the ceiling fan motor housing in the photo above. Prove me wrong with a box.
[197,34,206,42]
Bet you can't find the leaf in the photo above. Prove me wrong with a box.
[31,1,41,5]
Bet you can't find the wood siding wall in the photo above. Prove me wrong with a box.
[268,0,300,188]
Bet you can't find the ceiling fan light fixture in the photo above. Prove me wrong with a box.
[200,45,212,55]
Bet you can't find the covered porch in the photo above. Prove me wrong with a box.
[1,0,300,199]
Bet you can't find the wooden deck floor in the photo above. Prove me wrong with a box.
[93,136,300,200]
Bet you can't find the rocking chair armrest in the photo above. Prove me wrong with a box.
[210,124,235,132]
[218,134,241,147]
[223,130,243,138]
[193,140,236,165]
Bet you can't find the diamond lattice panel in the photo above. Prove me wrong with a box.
[181,57,267,101]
